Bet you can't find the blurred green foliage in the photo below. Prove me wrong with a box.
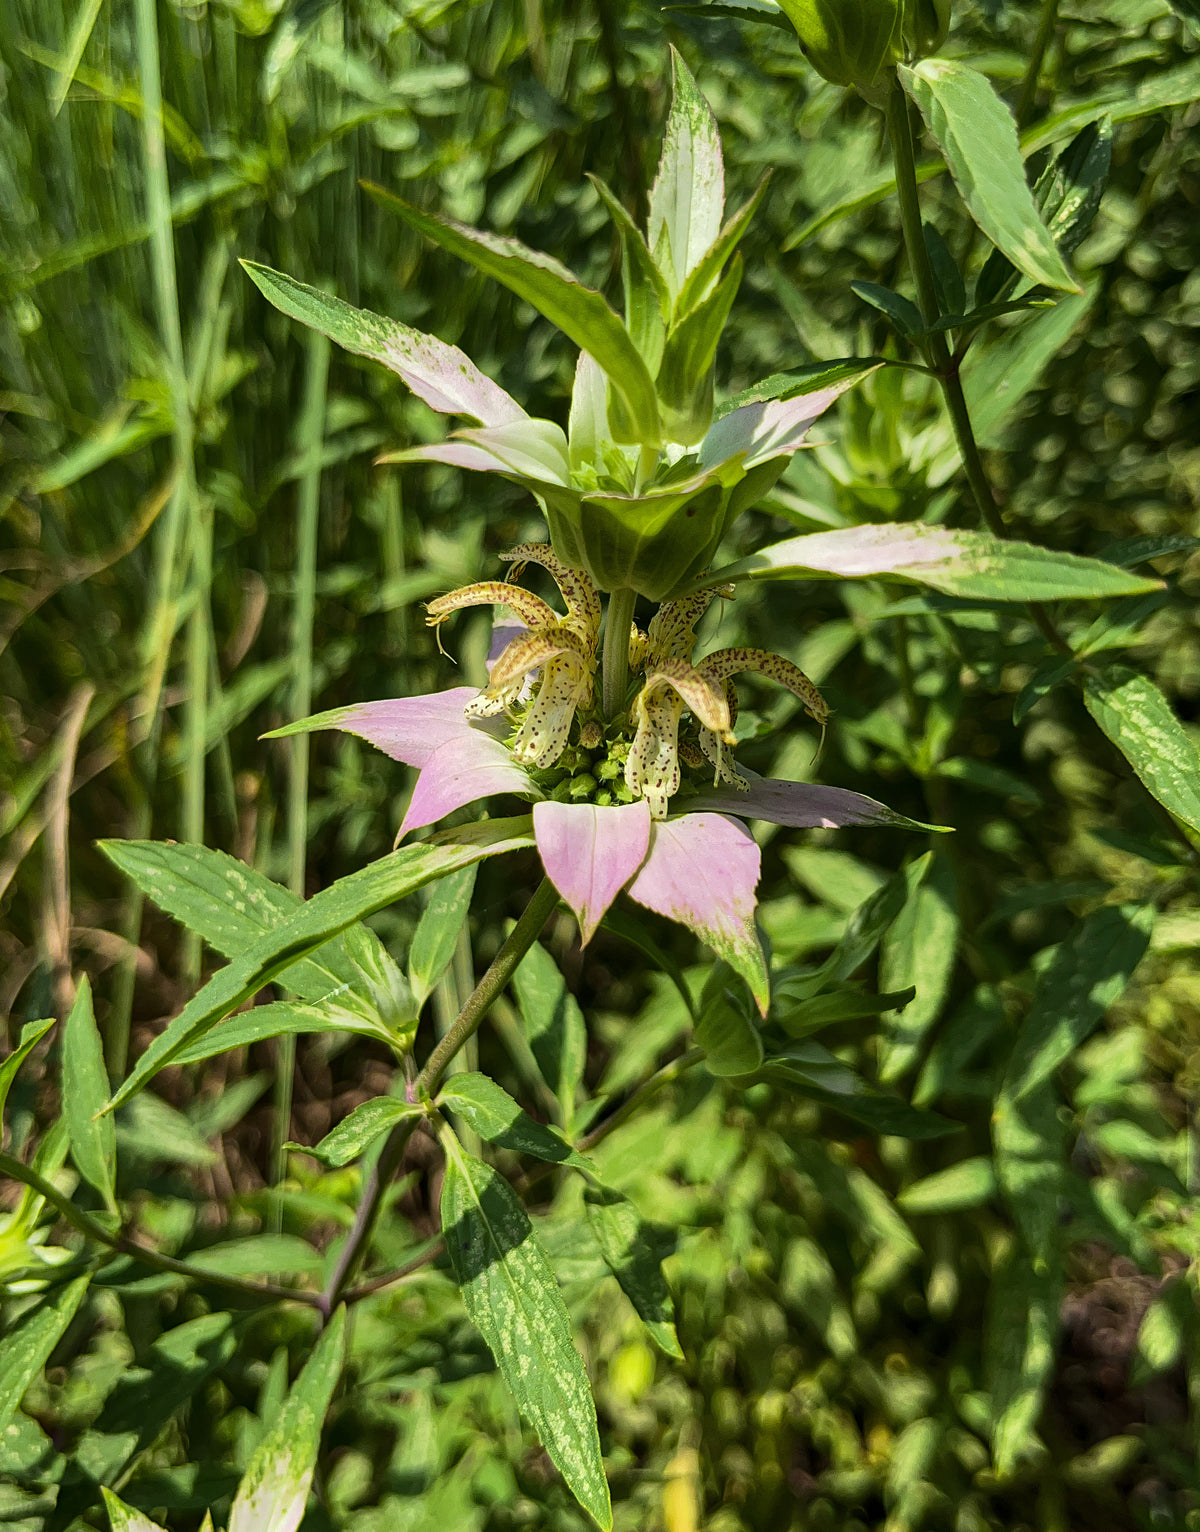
[2,0,1200,1528]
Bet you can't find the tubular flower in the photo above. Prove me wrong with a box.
[272,549,933,1011]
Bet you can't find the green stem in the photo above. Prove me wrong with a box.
[602,587,637,720]
[321,877,560,1310]
[0,1150,321,1308]
[886,74,1072,657]
[1016,0,1060,132]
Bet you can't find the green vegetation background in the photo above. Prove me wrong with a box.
[2,0,1199,1528]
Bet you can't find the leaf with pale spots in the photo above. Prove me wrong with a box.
[240,263,526,426]
[101,1490,168,1532]
[438,1073,596,1171]
[229,1309,346,1532]
[1083,666,1200,835]
[441,1138,611,1529]
[648,49,725,297]
[102,830,533,1112]
[302,1098,424,1168]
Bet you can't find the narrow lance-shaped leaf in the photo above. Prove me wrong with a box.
[1083,666,1200,836]
[62,977,117,1213]
[409,864,477,1011]
[0,1017,54,1123]
[674,172,770,320]
[440,1135,612,1530]
[703,524,1162,601]
[300,1098,424,1168]
[585,1186,683,1359]
[512,939,587,1134]
[437,1073,595,1171]
[103,827,533,1112]
[648,48,724,296]
[228,1308,347,1532]
[240,262,526,426]
[877,849,959,1083]
[588,176,669,373]
[363,182,661,445]
[0,1275,90,1438]
[899,59,1079,293]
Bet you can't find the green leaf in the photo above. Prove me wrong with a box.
[976,119,1112,309]
[101,1490,168,1532]
[62,977,117,1213]
[584,1186,682,1358]
[648,49,724,296]
[184,1235,325,1278]
[1013,656,1075,725]
[172,999,388,1067]
[240,262,525,426]
[764,1040,957,1138]
[100,839,413,1033]
[985,1250,1062,1477]
[897,1156,996,1214]
[587,176,669,372]
[1083,666,1200,835]
[440,1139,611,1530]
[656,255,742,445]
[363,182,660,446]
[705,523,1162,601]
[899,59,1078,293]
[0,1017,54,1124]
[0,1276,90,1437]
[408,864,476,1011]
[851,280,925,339]
[694,965,763,1076]
[298,1097,424,1168]
[437,1073,595,1171]
[1133,1280,1189,1381]
[878,849,959,1083]
[103,828,532,1112]
[774,984,916,1038]
[715,358,882,418]
[923,222,965,316]
[511,939,587,1136]
[800,853,931,994]
[229,1308,346,1532]
[665,0,792,30]
[1001,904,1154,1106]
[674,172,770,320]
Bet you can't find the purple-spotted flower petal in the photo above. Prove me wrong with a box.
[628,812,768,1013]
[533,800,652,947]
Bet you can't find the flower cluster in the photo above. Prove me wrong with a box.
[277,549,927,1009]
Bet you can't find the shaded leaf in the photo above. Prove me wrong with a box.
[62,977,117,1213]
[585,1186,682,1358]
[438,1073,594,1171]
[1083,666,1200,835]
[409,864,477,1011]
[441,1141,611,1529]
[229,1308,346,1532]
[0,1276,90,1438]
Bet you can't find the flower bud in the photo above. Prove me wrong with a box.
[777,0,902,89]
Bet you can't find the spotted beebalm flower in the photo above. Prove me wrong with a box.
[274,550,930,1012]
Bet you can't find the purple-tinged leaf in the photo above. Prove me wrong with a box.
[384,421,570,485]
[402,733,537,837]
[686,777,944,831]
[265,687,480,767]
[629,813,767,1012]
[699,375,871,470]
[648,49,724,293]
[533,800,652,946]
[703,524,1164,601]
[240,263,525,426]
[364,182,661,446]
